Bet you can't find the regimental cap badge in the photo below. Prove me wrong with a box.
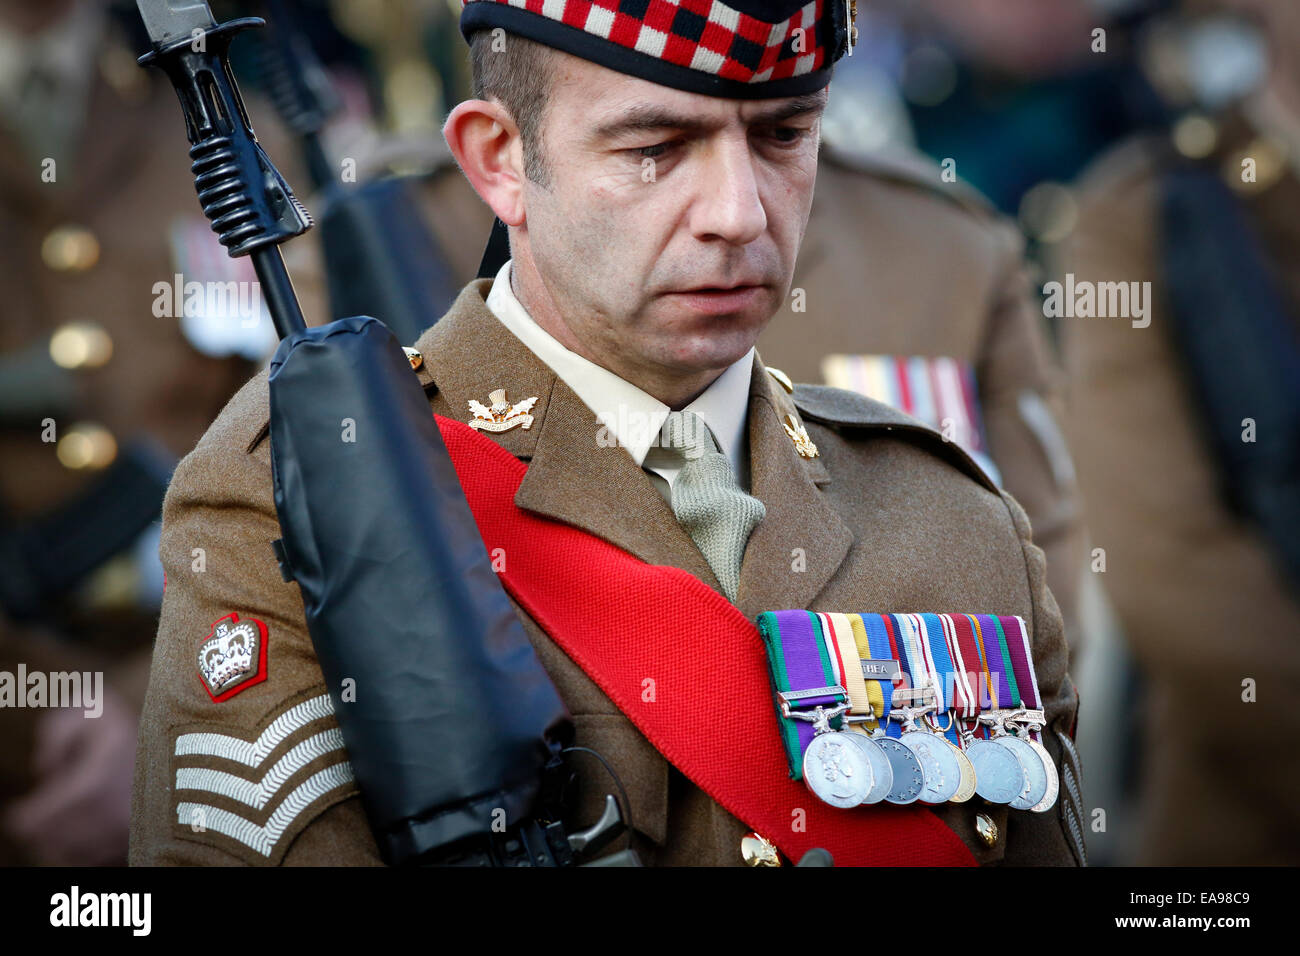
[197,613,268,702]
[783,414,819,459]
[468,388,539,433]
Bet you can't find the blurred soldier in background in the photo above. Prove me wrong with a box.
[0,0,310,864]
[760,144,1088,672]
[836,0,1161,217]
[1065,0,1300,863]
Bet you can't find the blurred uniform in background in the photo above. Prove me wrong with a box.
[1065,0,1300,863]
[837,0,1161,217]
[0,0,312,864]
[762,142,1087,665]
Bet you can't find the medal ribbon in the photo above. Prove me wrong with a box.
[946,616,977,723]
[965,614,996,735]
[891,614,928,725]
[973,615,1014,712]
[908,613,943,715]
[859,614,900,737]
[983,614,1022,708]
[756,610,845,778]
[822,613,874,724]
[939,615,972,719]
[1002,616,1045,743]
[918,613,961,746]
[950,615,987,737]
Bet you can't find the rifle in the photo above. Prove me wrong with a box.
[134,0,632,865]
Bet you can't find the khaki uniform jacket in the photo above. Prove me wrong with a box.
[130,279,1084,867]
[414,145,1087,665]
[1065,121,1300,864]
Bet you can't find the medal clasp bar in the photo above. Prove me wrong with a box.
[1005,708,1045,734]
[890,685,936,708]
[778,685,847,718]
[778,687,850,735]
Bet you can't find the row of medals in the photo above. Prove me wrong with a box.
[795,692,1059,812]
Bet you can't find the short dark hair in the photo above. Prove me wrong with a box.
[468,30,555,187]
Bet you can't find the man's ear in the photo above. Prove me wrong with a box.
[443,99,527,227]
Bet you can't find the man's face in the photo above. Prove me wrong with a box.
[517,53,826,382]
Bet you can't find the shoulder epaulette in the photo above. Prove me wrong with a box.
[819,139,997,221]
[791,384,998,493]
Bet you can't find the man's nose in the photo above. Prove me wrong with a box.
[689,139,767,246]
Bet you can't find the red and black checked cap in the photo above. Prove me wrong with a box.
[459,0,856,99]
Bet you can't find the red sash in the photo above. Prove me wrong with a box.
[435,414,977,866]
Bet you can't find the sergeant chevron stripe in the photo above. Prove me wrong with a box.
[175,728,346,810]
[172,693,356,860]
[175,693,335,764]
[177,762,356,858]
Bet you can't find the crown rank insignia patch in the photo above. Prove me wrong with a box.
[197,613,268,702]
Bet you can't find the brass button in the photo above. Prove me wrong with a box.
[402,346,423,371]
[765,366,794,393]
[740,832,781,867]
[975,812,999,848]
[56,422,117,471]
[41,225,100,273]
[50,321,113,370]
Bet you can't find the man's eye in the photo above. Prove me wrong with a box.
[767,126,810,145]
[635,142,674,159]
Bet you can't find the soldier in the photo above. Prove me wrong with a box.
[131,0,1083,866]
[1064,0,1300,864]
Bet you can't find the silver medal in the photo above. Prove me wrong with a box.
[900,729,961,804]
[965,737,1024,804]
[875,735,925,804]
[843,731,894,804]
[995,734,1048,810]
[1024,734,1059,813]
[802,732,874,808]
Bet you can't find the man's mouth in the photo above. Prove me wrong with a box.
[675,282,766,293]
[665,284,767,315]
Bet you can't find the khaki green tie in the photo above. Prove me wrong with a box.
[657,410,765,602]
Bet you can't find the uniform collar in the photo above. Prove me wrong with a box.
[410,280,850,612]
[484,259,754,482]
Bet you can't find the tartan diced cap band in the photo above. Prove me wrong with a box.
[460,0,854,99]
